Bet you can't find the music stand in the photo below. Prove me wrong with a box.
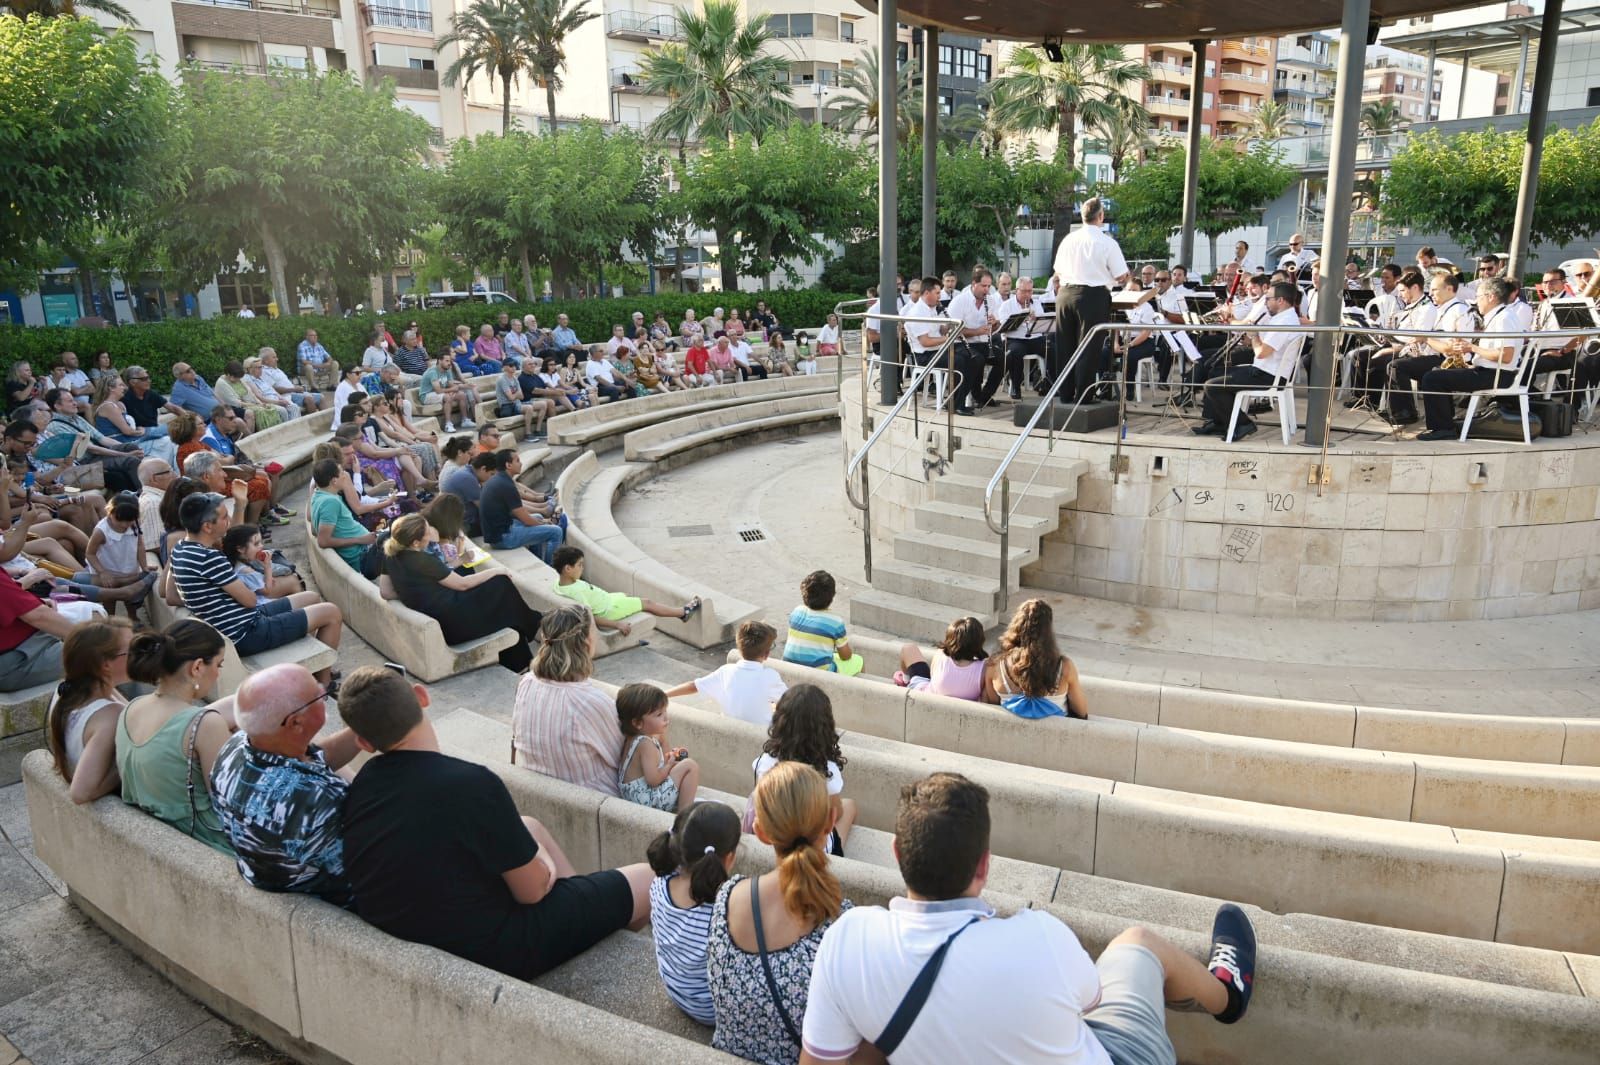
[996,311,1033,335]
[1343,288,1374,308]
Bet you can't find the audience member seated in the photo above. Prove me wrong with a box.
[310,459,380,575]
[707,760,850,1065]
[680,309,706,349]
[384,513,543,673]
[54,350,93,400]
[0,562,78,692]
[2,430,103,539]
[895,616,988,702]
[705,307,726,338]
[258,347,323,413]
[632,345,672,394]
[169,492,343,682]
[90,376,178,465]
[707,339,738,385]
[551,545,698,635]
[522,356,579,414]
[210,663,359,905]
[222,523,302,601]
[182,442,279,536]
[753,685,856,857]
[558,352,596,406]
[417,492,481,571]
[242,356,300,423]
[214,361,274,433]
[647,802,741,1027]
[333,364,365,426]
[319,437,403,532]
[115,619,238,855]
[420,352,476,433]
[665,620,786,727]
[369,392,440,479]
[799,772,1257,1064]
[1417,276,1532,441]
[343,399,431,496]
[495,361,551,441]
[783,571,862,675]
[606,346,642,397]
[653,344,686,391]
[339,664,652,978]
[479,450,564,564]
[165,363,220,421]
[439,447,488,536]
[137,457,175,555]
[816,314,841,358]
[1192,281,1307,440]
[551,313,585,357]
[607,323,639,362]
[82,491,158,611]
[361,330,395,373]
[43,618,134,804]
[982,599,1086,720]
[726,336,769,382]
[4,360,42,413]
[394,330,431,377]
[683,340,714,387]
[615,682,701,812]
[297,330,339,393]
[511,605,623,796]
[156,477,217,598]
[467,324,505,375]
[40,387,143,493]
[502,319,534,368]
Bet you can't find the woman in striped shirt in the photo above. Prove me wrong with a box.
[511,605,622,796]
[645,801,741,1026]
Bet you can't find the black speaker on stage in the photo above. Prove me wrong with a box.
[1464,407,1542,441]
[1013,399,1120,433]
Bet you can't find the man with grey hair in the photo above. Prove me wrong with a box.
[1050,196,1130,406]
[121,365,183,427]
[258,347,323,413]
[210,663,360,905]
[137,456,176,549]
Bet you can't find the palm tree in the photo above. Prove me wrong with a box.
[523,0,598,134]
[830,47,919,144]
[1086,95,1155,181]
[985,44,1150,246]
[636,0,795,148]
[1360,99,1405,137]
[1249,99,1292,141]
[5,0,134,22]
[436,0,537,135]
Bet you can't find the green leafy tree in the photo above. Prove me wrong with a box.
[437,123,661,297]
[1,16,177,293]
[1086,95,1157,180]
[830,46,919,144]
[985,44,1149,248]
[1382,121,1600,254]
[1249,100,1292,141]
[1360,99,1405,137]
[676,123,871,290]
[1113,139,1295,275]
[5,0,134,24]
[636,0,795,147]
[436,0,537,134]
[524,0,598,133]
[150,67,433,313]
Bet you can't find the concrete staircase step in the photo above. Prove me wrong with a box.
[850,587,998,642]
[868,559,1000,613]
[892,530,1035,581]
[951,450,1090,490]
[931,472,1073,519]
[911,500,1052,542]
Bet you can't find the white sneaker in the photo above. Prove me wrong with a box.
[461,418,477,428]
[443,422,456,432]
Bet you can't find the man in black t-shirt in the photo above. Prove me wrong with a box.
[338,666,650,980]
[121,366,182,427]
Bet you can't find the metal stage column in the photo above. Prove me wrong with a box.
[877,0,900,406]
[1179,40,1206,269]
[922,26,939,279]
[1508,0,1564,280]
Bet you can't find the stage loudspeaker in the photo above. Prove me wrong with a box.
[1013,399,1120,433]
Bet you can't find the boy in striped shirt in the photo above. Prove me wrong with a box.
[782,570,864,675]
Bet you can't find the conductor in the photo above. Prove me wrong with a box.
[1050,196,1130,406]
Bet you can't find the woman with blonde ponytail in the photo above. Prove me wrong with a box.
[706,761,851,1064]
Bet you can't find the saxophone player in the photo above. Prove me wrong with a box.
[1383,270,1476,427]
[1417,276,1532,440]
[1344,268,1432,411]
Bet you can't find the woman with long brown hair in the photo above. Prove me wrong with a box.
[45,618,134,803]
[982,598,1087,719]
[706,761,851,1064]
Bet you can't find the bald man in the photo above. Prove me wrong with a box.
[137,456,176,551]
[209,663,362,905]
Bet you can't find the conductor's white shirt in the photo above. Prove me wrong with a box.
[1052,224,1129,289]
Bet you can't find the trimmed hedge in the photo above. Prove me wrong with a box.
[0,290,857,390]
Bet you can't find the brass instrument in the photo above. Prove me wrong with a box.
[1440,343,1472,371]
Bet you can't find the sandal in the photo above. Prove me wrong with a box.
[680,597,703,622]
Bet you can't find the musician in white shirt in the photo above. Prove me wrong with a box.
[1384,270,1476,426]
[1459,254,1502,304]
[903,278,950,388]
[1417,276,1530,439]
[1114,279,1163,402]
[946,269,1003,413]
[1231,240,1261,277]
[994,277,1049,400]
[1050,196,1130,405]
[1282,233,1318,276]
[1194,282,1306,438]
[1346,267,1433,414]
[1525,266,1587,383]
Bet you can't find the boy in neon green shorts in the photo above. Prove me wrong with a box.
[551,546,701,638]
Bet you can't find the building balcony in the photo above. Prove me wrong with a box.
[1146,94,1192,116]
[605,10,682,41]
[187,58,269,74]
[1218,101,1255,114]
[1147,61,1193,82]
[1219,66,1268,85]
[176,0,339,18]
[362,3,431,31]
[367,63,437,89]
[610,66,656,94]
[1221,40,1272,60]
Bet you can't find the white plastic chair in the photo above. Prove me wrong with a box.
[1133,354,1161,403]
[1459,348,1538,445]
[1226,335,1305,445]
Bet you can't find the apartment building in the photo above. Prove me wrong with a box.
[1273,31,1336,134]
[1140,37,1276,139]
[1362,47,1436,125]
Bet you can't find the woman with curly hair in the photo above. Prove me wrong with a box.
[982,598,1087,719]
[749,684,856,855]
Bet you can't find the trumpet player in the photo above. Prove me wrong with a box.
[1417,276,1531,440]
[1382,270,1478,426]
[1344,268,1433,410]
[1192,281,1307,439]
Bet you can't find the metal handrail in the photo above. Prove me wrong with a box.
[981,318,1598,613]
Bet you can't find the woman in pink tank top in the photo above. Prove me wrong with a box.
[894,617,988,702]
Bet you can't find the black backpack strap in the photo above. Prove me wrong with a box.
[871,917,981,1057]
[749,876,804,1047]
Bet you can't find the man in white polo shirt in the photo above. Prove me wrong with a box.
[1050,197,1130,406]
[944,268,1002,415]
[1194,281,1307,439]
[800,772,1257,1065]
[902,278,949,396]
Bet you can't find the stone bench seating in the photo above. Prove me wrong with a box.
[813,632,1600,768]
[552,682,1600,951]
[302,534,518,683]
[546,373,841,452]
[739,641,1600,842]
[557,451,758,649]
[429,710,1600,1064]
[139,590,336,693]
[233,408,336,489]
[621,392,841,464]
[475,541,654,657]
[0,682,57,785]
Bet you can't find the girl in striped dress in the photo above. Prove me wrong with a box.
[645,802,741,1026]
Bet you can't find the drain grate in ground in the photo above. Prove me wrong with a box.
[668,524,715,538]
[737,527,767,544]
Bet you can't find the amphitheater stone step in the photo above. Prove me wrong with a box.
[891,529,1036,583]
[868,558,1002,614]
[851,586,1000,642]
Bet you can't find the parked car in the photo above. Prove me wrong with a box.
[397,290,517,310]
